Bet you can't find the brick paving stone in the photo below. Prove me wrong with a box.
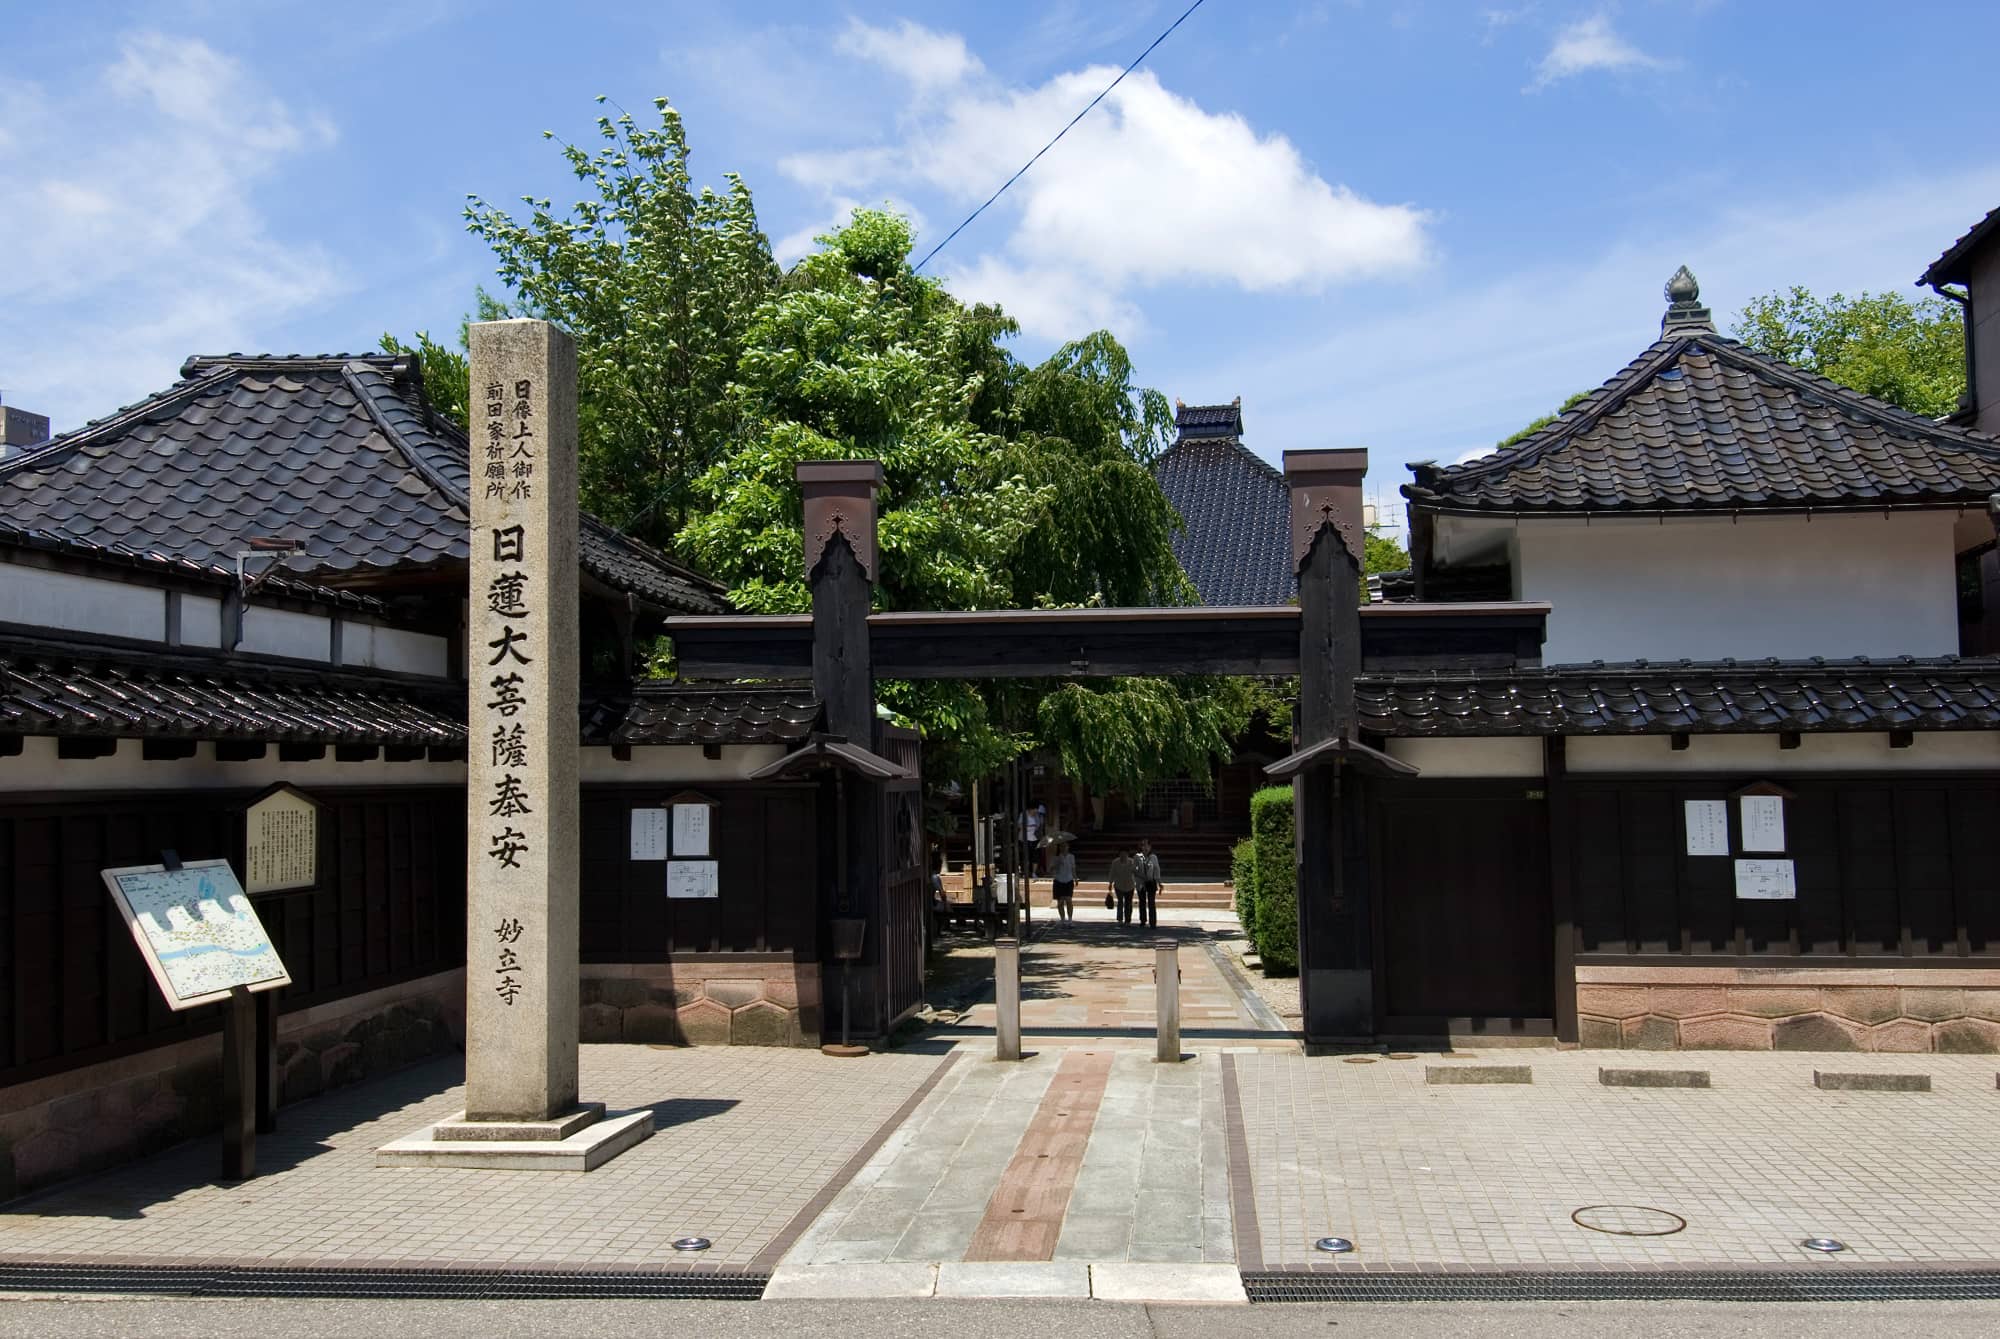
[0,1045,943,1271]
[1231,1048,2000,1270]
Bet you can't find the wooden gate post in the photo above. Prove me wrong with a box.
[800,461,886,1036]
[1283,450,1372,1045]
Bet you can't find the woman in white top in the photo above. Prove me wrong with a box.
[1050,844,1077,921]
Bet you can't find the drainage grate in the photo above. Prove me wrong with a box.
[0,1263,769,1301]
[1243,1269,2000,1304]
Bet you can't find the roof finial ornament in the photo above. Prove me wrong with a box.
[1661,264,1713,335]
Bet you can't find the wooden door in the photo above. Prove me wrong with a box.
[1373,788,1552,1024]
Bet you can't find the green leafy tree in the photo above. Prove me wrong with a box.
[681,208,1229,788]
[1494,390,1591,452]
[464,97,780,549]
[1732,287,1965,418]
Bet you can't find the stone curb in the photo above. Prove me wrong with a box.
[1813,1070,1930,1092]
[1598,1068,1711,1088]
[1424,1064,1532,1085]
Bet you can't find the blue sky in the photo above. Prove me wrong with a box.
[6,1,1999,522]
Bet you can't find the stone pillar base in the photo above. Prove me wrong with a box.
[376,1106,652,1171]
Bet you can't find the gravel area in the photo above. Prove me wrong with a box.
[1223,936,1303,1025]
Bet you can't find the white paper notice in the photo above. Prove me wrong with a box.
[1740,795,1786,852]
[1684,800,1729,856]
[667,859,719,899]
[672,803,711,857]
[629,807,668,861]
[1734,858,1797,900]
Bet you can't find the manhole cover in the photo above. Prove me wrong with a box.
[1342,1056,1376,1065]
[1571,1205,1687,1237]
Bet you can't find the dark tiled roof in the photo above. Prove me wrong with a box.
[0,636,463,746]
[0,632,818,750]
[610,686,821,746]
[1360,658,2000,736]
[1173,400,1243,438]
[1405,334,2000,515]
[0,355,725,615]
[1919,204,2000,288]
[1153,432,1294,607]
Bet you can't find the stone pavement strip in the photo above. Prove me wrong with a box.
[1229,1047,2000,1271]
[0,1045,948,1272]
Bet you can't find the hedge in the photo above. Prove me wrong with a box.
[1250,784,1297,975]
[1230,837,1258,951]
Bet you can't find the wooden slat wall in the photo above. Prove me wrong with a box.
[577,783,819,961]
[0,786,464,1088]
[1568,776,2000,960]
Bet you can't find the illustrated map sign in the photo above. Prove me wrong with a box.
[1734,858,1797,901]
[1683,800,1728,856]
[629,807,668,861]
[100,859,291,1009]
[668,859,719,899]
[245,785,319,893]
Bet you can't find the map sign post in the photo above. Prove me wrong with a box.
[100,852,291,1179]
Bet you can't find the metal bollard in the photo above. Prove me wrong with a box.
[1154,938,1181,1063]
[995,937,1022,1061]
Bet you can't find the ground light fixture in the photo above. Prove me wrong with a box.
[1315,1237,1356,1254]
[1801,1237,1847,1253]
[671,1237,712,1252]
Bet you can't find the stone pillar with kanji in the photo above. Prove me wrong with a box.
[464,319,581,1121]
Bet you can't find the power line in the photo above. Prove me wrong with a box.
[913,0,1211,274]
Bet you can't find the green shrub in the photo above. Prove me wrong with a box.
[1250,785,1297,975]
[1230,837,1259,950]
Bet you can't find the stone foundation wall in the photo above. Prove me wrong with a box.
[580,960,821,1047]
[0,970,464,1201]
[1576,966,2000,1052]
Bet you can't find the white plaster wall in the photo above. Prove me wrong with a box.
[0,565,163,640]
[1566,731,2000,774]
[1514,512,1962,664]
[580,744,790,783]
[340,621,450,677]
[240,606,331,661]
[1384,737,1545,777]
[0,737,466,792]
[178,594,223,649]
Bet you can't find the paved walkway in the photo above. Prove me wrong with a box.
[941,921,1294,1048]
[1230,1048,2000,1271]
[0,1046,947,1272]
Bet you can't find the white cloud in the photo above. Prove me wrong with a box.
[0,32,339,428]
[781,19,1431,338]
[940,255,1145,342]
[834,18,979,93]
[1530,13,1666,89]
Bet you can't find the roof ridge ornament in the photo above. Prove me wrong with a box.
[1661,265,1714,335]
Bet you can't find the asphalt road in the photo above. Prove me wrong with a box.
[4,1297,2000,1337]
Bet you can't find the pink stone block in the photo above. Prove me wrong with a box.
[703,979,764,1009]
[1575,986,1650,1020]
[1820,986,1902,1025]
[11,1128,80,1190]
[1619,1015,1678,1049]
[1646,987,1732,1019]
[1864,1019,1935,1053]
[1679,1015,1774,1050]
[1900,987,1968,1022]
[678,998,732,1046]
[1933,1017,2000,1054]
[1962,989,2000,1022]
[762,977,801,1010]
[1726,987,1825,1019]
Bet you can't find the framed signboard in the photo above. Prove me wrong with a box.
[244,783,320,894]
[100,859,292,1009]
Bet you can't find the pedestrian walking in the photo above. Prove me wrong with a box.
[1109,850,1137,925]
[1136,838,1162,928]
[1050,843,1076,921]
